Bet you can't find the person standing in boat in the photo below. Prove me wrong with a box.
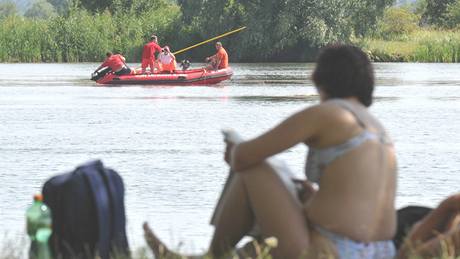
[141,35,162,74]
[205,41,228,70]
[93,52,131,77]
[158,46,176,73]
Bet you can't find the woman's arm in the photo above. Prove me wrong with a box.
[230,104,333,171]
[399,223,460,258]
[409,195,460,242]
[399,194,460,258]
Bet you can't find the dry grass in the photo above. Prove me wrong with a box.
[3,234,460,258]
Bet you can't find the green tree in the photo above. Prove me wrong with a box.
[25,0,57,19]
[377,7,419,38]
[414,0,427,16]
[350,0,395,36]
[444,0,460,28]
[177,0,393,61]
[0,1,17,18]
[422,0,456,26]
[47,0,70,15]
[79,0,112,12]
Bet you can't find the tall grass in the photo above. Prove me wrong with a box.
[0,4,181,63]
[356,29,460,62]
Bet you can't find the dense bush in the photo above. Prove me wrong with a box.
[377,7,419,39]
[444,0,460,28]
[422,0,456,26]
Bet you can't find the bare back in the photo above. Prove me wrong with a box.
[306,99,397,242]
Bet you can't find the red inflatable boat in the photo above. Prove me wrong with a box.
[95,67,233,85]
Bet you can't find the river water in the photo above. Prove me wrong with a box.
[0,63,459,254]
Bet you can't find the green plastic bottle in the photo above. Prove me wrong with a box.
[26,194,52,259]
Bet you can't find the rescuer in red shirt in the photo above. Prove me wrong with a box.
[93,52,131,78]
[205,42,229,70]
[141,35,162,74]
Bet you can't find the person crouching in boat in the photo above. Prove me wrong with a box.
[158,46,176,73]
[205,41,228,70]
[141,35,162,74]
[93,52,131,78]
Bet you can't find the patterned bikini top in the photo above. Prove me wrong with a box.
[305,99,392,184]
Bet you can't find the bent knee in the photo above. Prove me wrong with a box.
[236,163,278,177]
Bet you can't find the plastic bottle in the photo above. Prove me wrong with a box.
[26,194,52,259]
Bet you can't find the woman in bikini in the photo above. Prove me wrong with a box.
[144,44,397,259]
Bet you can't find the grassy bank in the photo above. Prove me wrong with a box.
[355,29,460,62]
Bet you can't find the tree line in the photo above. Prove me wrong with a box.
[0,0,459,62]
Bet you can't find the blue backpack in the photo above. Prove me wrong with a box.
[42,160,130,259]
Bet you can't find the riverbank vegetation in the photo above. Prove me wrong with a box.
[1,0,394,62]
[1,0,460,62]
[355,0,460,62]
[0,0,181,62]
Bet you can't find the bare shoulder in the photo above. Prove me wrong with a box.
[297,102,357,128]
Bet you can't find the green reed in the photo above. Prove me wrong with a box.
[356,29,460,62]
[0,4,181,63]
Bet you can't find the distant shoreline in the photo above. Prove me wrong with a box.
[355,29,460,63]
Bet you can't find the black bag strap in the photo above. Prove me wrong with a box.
[103,168,129,254]
[79,160,111,259]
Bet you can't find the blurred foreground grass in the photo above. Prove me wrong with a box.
[1,234,458,259]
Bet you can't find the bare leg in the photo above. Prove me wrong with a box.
[144,173,255,259]
[145,163,314,259]
[238,163,310,259]
[209,173,255,257]
[210,163,313,258]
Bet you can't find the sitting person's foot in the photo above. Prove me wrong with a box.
[143,222,172,258]
[144,222,194,258]
[143,222,206,259]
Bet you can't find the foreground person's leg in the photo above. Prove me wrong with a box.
[144,163,317,259]
[208,173,255,257]
[238,163,311,259]
[143,173,255,259]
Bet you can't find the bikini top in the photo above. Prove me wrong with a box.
[305,99,392,184]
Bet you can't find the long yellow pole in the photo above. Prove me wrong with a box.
[173,26,246,55]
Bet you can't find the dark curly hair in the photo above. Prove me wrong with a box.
[312,44,374,107]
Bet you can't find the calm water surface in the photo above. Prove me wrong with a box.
[0,63,459,253]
